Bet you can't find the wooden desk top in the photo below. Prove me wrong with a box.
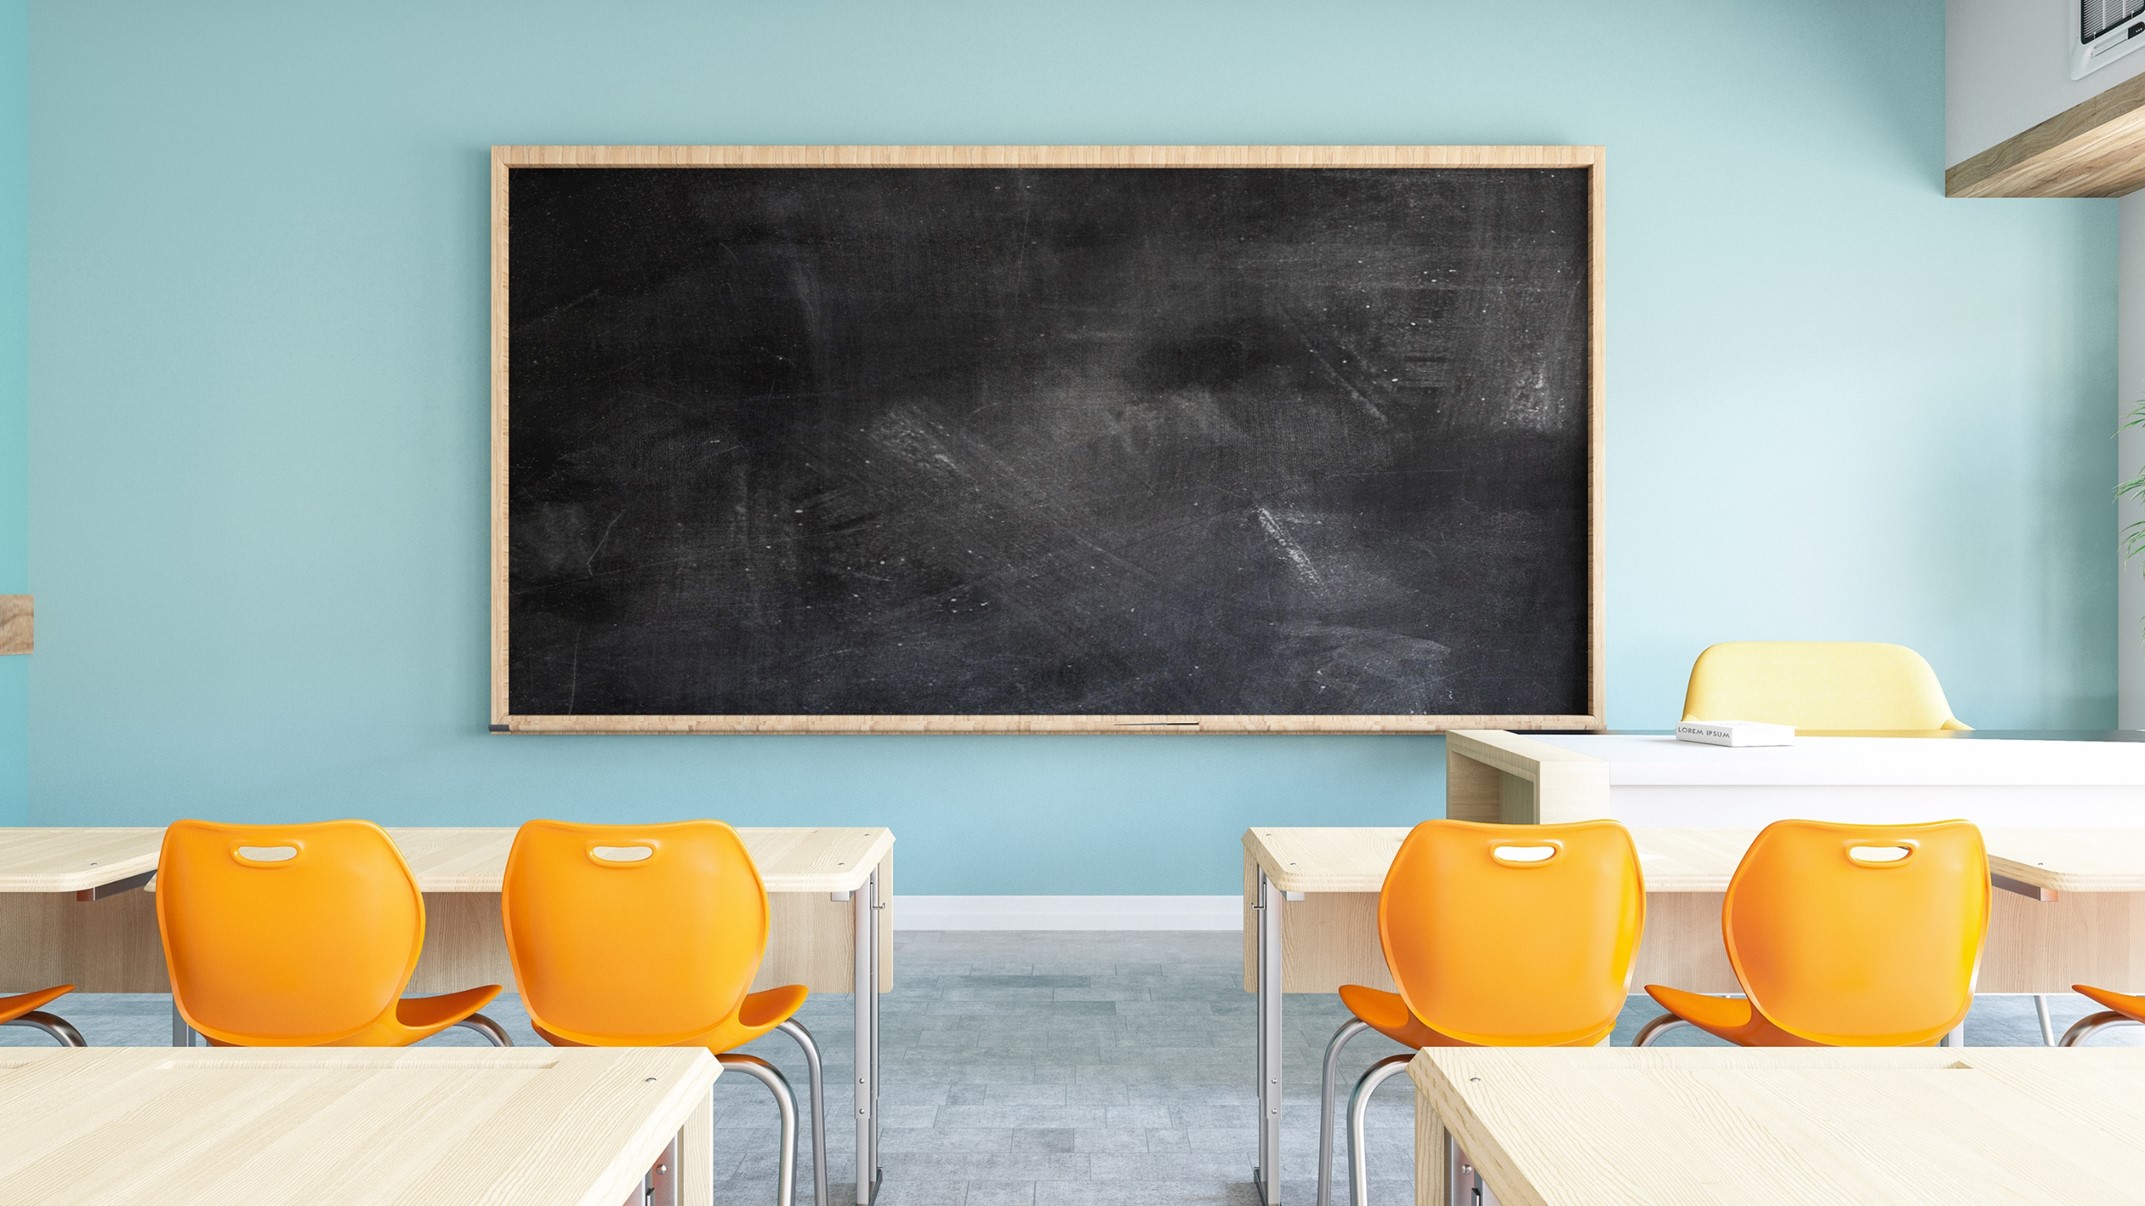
[0,828,162,893]
[1458,729,2145,787]
[1244,827,1751,895]
[385,827,893,894]
[1410,1046,2145,1205]
[113,825,891,896]
[0,1047,717,1205]
[1985,828,2145,895]
[1250,824,2145,899]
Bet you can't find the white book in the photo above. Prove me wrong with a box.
[1675,720,1796,748]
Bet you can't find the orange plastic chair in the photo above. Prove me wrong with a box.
[1636,819,1989,1049]
[1681,641,1970,731]
[2058,985,2145,1046]
[155,819,507,1047]
[501,820,825,1206]
[1317,819,1646,1206]
[1,985,83,1046]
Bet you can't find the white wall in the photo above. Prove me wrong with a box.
[1948,0,2145,165]
[1951,2,2139,726]
[2122,194,2145,727]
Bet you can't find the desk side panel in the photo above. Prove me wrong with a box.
[1632,893,1733,995]
[1240,872,1394,995]
[1981,889,2145,993]
[0,890,169,993]
[1445,747,1504,823]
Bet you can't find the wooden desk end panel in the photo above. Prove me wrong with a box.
[1445,730,1610,824]
[1238,870,1393,995]
[681,1091,716,1206]
[1282,891,1393,994]
[411,894,515,995]
[0,891,169,993]
[1981,890,2145,994]
[1444,746,1504,823]
[1632,893,1733,995]
[760,849,895,994]
[0,893,68,988]
[1415,1083,1459,1206]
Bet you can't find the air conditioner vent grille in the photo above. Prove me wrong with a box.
[2085,0,2145,44]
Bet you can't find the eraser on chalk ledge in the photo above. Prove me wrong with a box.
[1675,720,1795,747]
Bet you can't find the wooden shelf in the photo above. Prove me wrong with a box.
[0,595,27,655]
[1949,71,2145,197]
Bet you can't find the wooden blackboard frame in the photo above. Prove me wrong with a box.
[490,145,1604,734]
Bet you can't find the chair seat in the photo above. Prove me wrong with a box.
[0,984,74,1026]
[1339,984,1613,1049]
[201,985,503,1048]
[2075,984,2145,1023]
[537,984,810,1055]
[1338,985,1468,1048]
[1644,984,1820,1047]
[1644,984,1953,1048]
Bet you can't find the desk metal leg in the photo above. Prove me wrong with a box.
[642,1134,680,1206]
[851,868,881,1205]
[1445,1134,1472,1206]
[1254,867,1283,1205]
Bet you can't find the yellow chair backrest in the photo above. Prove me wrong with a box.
[1723,819,1989,1046]
[1378,819,1646,1047]
[502,819,770,1046]
[1681,641,1967,731]
[156,819,424,1045]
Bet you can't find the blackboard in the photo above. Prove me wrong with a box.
[491,146,1602,733]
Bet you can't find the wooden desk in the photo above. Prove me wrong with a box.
[0,824,895,1206]
[1240,824,2145,1203]
[384,826,895,1206]
[1447,729,2145,827]
[380,827,896,997]
[1409,1046,2145,1205]
[1241,826,1746,1204]
[0,1046,718,1205]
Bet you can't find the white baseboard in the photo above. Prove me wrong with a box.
[894,895,1242,931]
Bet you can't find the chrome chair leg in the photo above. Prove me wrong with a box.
[1631,1012,1689,1047]
[720,1053,799,1206]
[1346,1054,1412,1206]
[775,1018,829,1206]
[2034,995,2057,1047]
[4,1011,85,1047]
[1315,1018,1371,1206]
[452,1013,513,1047]
[2059,1010,2138,1047]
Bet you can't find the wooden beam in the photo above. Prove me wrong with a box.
[1948,71,2145,197]
[0,595,28,655]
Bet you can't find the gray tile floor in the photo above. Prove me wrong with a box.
[8,931,2139,1205]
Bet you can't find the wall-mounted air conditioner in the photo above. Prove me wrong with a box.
[2074,0,2145,79]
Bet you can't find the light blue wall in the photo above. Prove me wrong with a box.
[0,0,21,827]
[21,0,2116,891]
